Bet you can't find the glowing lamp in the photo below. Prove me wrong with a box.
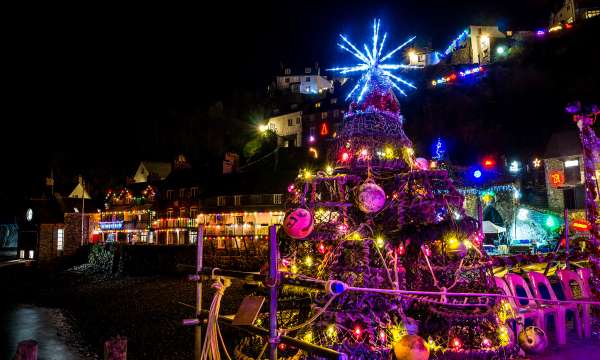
[308,135,315,143]
[473,170,482,179]
[536,30,545,36]
[451,337,462,350]
[353,325,363,338]
[509,160,521,173]
[259,124,268,132]
[481,338,492,348]
[360,148,368,157]
[278,343,287,350]
[564,159,579,168]
[565,23,573,29]
[376,237,385,249]
[304,256,313,267]
[397,243,406,255]
[317,242,327,254]
[545,216,556,228]
[482,157,496,169]
[379,330,387,342]
[533,158,541,168]
[325,165,334,175]
[517,208,529,221]
[341,152,350,162]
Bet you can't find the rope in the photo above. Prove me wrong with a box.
[201,277,232,360]
[278,293,340,334]
[344,285,600,306]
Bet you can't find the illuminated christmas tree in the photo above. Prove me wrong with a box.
[239,20,519,359]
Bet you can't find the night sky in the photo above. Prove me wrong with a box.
[2,0,576,205]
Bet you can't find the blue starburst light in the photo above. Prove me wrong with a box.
[328,19,420,102]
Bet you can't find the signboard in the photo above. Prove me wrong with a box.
[549,170,565,188]
[99,221,124,230]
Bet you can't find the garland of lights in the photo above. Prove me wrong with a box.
[431,65,485,87]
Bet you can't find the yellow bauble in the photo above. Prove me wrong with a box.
[393,334,430,360]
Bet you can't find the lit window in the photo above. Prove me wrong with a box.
[167,209,174,218]
[565,160,581,184]
[273,194,283,204]
[315,102,321,108]
[305,67,311,74]
[321,112,327,119]
[217,237,225,249]
[586,10,600,19]
[189,231,197,244]
[57,228,64,251]
[284,68,291,75]
[190,187,199,198]
[141,233,147,243]
[217,196,226,206]
[234,195,242,206]
[19,250,24,259]
[179,208,187,217]
[29,250,34,259]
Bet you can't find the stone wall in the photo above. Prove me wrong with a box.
[38,223,63,262]
[544,155,586,211]
[38,213,95,264]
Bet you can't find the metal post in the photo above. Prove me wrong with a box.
[268,225,279,360]
[195,225,204,360]
[564,208,570,270]
[476,193,483,238]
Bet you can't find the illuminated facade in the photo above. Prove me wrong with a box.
[97,183,158,243]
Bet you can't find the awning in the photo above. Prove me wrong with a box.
[483,220,506,234]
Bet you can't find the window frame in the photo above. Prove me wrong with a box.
[57,228,64,252]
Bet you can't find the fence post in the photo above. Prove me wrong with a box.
[14,340,38,360]
[195,225,204,360]
[268,225,279,360]
[103,336,127,360]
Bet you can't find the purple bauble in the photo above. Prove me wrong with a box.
[414,157,430,170]
[283,208,314,239]
[357,182,386,213]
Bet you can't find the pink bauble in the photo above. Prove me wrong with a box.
[283,208,314,239]
[414,157,430,170]
[357,182,386,213]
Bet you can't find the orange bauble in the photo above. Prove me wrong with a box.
[393,334,430,360]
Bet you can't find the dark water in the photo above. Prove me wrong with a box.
[0,303,88,360]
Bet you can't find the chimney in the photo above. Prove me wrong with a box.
[223,152,240,174]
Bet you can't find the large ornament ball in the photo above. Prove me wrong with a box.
[518,326,548,354]
[357,182,386,213]
[414,157,430,170]
[283,208,314,239]
[393,334,430,360]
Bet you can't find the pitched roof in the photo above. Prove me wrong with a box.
[140,161,172,179]
[544,130,582,158]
